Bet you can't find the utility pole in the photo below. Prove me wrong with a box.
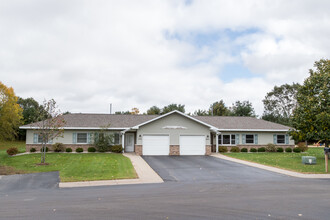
[110,103,112,114]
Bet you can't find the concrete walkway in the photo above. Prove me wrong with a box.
[59,153,163,188]
[212,153,330,179]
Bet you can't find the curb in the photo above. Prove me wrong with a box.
[59,153,163,188]
[211,154,330,179]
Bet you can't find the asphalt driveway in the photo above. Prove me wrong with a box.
[142,156,290,183]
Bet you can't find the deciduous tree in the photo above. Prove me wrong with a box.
[262,83,300,125]
[209,100,230,116]
[146,106,161,115]
[230,101,256,117]
[290,59,329,147]
[0,82,23,140]
[34,99,66,164]
[161,104,185,114]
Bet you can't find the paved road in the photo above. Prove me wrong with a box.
[1,156,330,220]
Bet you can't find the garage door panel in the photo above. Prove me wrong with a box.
[180,136,205,155]
[143,135,169,155]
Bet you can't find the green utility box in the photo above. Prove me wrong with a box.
[302,156,316,165]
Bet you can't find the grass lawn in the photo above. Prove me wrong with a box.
[224,148,328,174]
[0,141,137,182]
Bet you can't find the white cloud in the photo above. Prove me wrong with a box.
[0,0,329,116]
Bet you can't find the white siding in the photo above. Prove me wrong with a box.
[26,130,122,144]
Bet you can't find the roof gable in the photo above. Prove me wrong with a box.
[131,110,218,131]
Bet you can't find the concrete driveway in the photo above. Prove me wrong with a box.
[142,156,290,183]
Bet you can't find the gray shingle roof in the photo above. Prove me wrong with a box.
[193,116,291,130]
[21,112,291,131]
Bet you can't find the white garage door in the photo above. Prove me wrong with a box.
[180,135,205,155]
[143,135,169,155]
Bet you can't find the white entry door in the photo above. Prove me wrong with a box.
[180,135,205,155]
[125,133,134,152]
[143,135,169,155]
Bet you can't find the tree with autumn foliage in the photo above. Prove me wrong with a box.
[0,82,23,140]
[290,59,330,147]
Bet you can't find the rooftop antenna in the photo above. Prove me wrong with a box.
[110,103,112,114]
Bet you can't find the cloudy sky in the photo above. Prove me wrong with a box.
[1,0,329,116]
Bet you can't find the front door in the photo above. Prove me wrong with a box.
[125,133,134,152]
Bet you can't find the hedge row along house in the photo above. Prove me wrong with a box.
[20,110,294,155]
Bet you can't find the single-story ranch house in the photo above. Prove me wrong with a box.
[20,110,294,155]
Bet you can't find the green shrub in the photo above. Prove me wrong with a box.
[230,146,240,153]
[293,147,302,153]
[250,148,257,152]
[40,147,49,152]
[276,147,284,152]
[241,148,248,152]
[285,147,292,153]
[52,143,64,152]
[265,143,277,152]
[94,132,114,152]
[30,148,36,153]
[257,147,265,152]
[7,147,19,156]
[218,146,228,153]
[297,142,308,152]
[65,148,72,152]
[88,147,96,152]
[76,148,83,153]
[111,145,123,153]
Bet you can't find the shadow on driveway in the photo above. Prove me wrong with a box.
[0,171,59,192]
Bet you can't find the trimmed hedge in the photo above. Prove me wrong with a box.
[241,148,248,152]
[293,147,302,153]
[276,147,284,152]
[285,147,292,153]
[76,148,83,153]
[297,143,308,152]
[65,148,72,152]
[88,147,96,152]
[111,145,123,153]
[250,148,257,152]
[52,143,64,152]
[7,147,19,156]
[40,147,49,152]
[218,146,228,153]
[265,143,277,152]
[230,146,240,153]
[257,147,266,152]
[30,148,36,153]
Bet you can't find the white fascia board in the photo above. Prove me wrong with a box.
[218,129,289,132]
[133,110,216,130]
[20,126,129,130]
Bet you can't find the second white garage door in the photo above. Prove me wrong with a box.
[143,135,169,155]
[180,135,205,155]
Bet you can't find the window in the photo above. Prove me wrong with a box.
[114,133,120,144]
[38,134,44,143]
[231,134,236,145]
[246,135,254,144]
[277,135,285,144]
[222,135,230,144]
[218,134,236,145]
[77,133,87,143]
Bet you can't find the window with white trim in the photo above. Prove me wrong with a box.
[38,134,44,143]
[77,133,87,143]
[246,134,254,144]
[277,134,285,144]
[218,134,236,145]
[114,133,120,144]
